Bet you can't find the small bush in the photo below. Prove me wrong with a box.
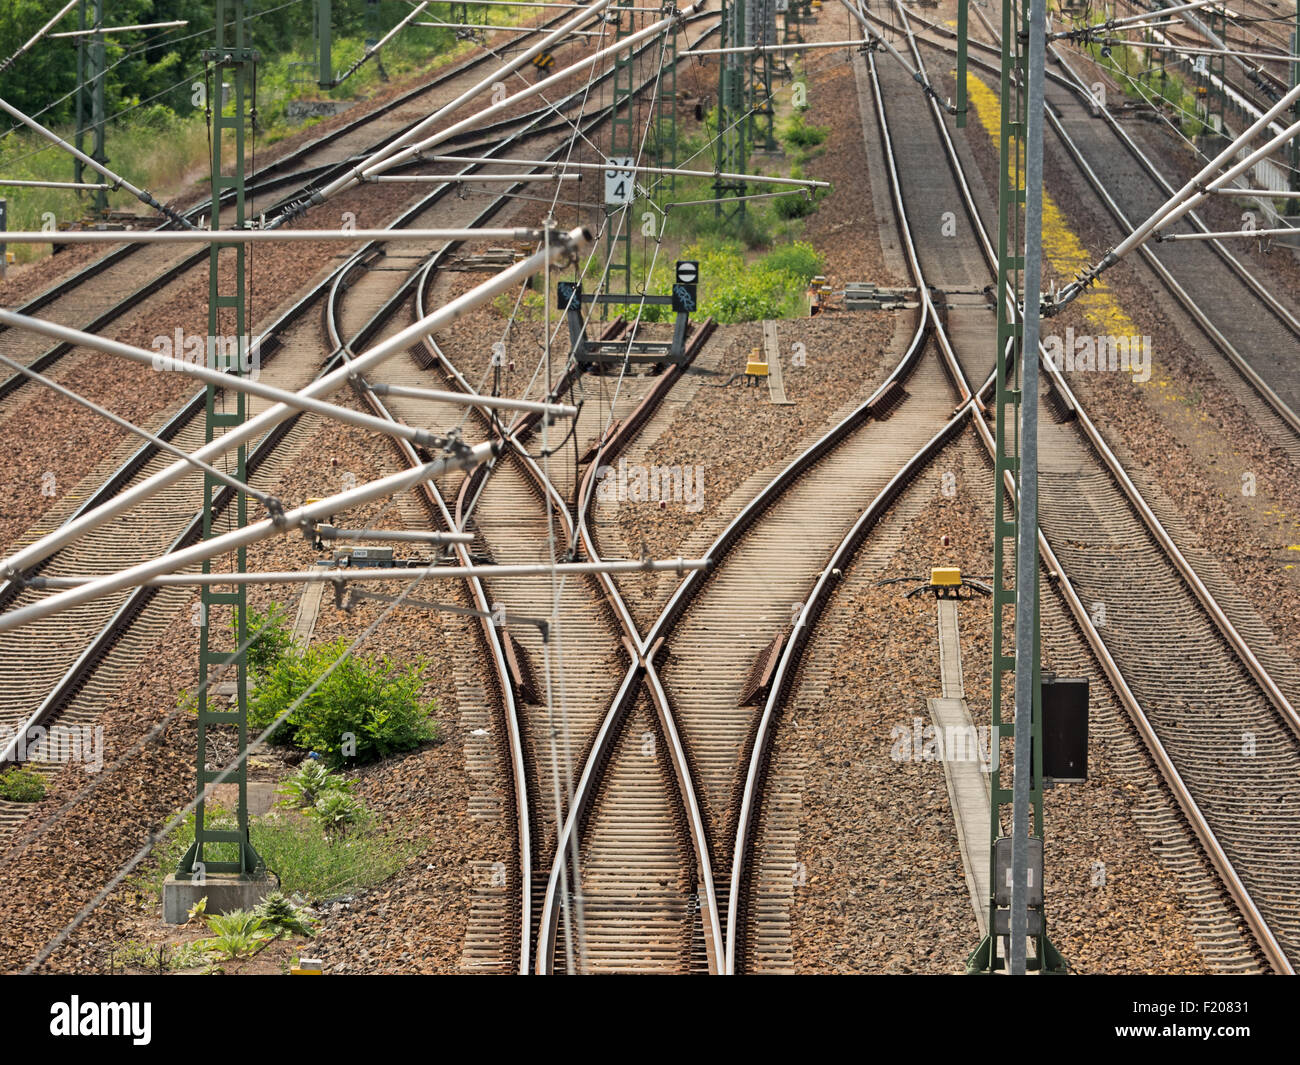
[249,639,439,767]
[276,759,353,810]
[761,241,822,282]
[254,891,317,939]
[312,791,370,840]
[238,603,295,678]
[0,767,46,802]
[775,194,817,220]
[681,239,826,324]
[197,910,274,960]
[782,113,829,151]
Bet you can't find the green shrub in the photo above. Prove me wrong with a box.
[679,239,825,324]
[775,194,817,220]
[254,891,317,939]
[762,242,822,282]
[0,766,46,802]
[276,759,354,810]
[782,113,829,151]
[249,639,439,767]
[237,603,295,677]
[312,791,370,840]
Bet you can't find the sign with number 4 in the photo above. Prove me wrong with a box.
[604,157,634,205]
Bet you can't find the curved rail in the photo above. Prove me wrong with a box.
[896,7,1296,973]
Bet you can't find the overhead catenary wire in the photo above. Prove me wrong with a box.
[1053,76,1300,308]
[347,4,703,188]
[275,0,618,226]
[0,309,454,452]
[0,226,553,244]
[0,442,497,633]
[0,349,278,510]
[0,226,592,585]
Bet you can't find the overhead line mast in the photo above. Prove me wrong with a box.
[173,0,265,895]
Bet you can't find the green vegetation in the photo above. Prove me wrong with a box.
[781,111,829,154]
[255,890,317,939]
[238,602,295,678]
[276,758,354,810]
[1082,37,1206,138]
[248,638,439,767]
[0,2,536,262]
[109,939,210,973]
[689,240,824,323]
[148,799,417,903]
[0,766,47,802]
[196,909,276,960]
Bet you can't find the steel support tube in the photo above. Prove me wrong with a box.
[0,227,546,244]
[0,443,497,632]
[362,173,580,183]
[48,20,188,38]
[314,525,475,544]
[1102,86,1300,262]
[1009,0,1049,978]
[367,381,578,417]
[28,558,708,589]
[0,178,110,190]
[428,153,832,187]
[0,0,78,74]
[0,95,192,228]
[0,309,447,449]
[0,226,592,583]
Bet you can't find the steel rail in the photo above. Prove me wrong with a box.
[902,7,1297,972]
[948,5,1300,740]
[325,18,721,971]
[532,323,723,975]
[902,3,1300,439]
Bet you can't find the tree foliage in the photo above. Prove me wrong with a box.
[0,2,462,128]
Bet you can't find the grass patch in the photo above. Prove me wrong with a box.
[0,766,47,802]
[146,801,418,904]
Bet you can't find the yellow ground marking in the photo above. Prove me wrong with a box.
[963,73,1142,342]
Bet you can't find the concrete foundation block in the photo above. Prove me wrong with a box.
[163,872,273,925]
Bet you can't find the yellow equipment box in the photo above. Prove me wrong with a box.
[930,566,962,588]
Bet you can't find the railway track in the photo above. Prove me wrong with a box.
[0,10,721,876]
[879,4,1300,450]
[691,4,1300,973]
[875,5,1300,972]
[0,6,615,412]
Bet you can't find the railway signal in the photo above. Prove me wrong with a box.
[672,259,698,312]
[532,50,556,72]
